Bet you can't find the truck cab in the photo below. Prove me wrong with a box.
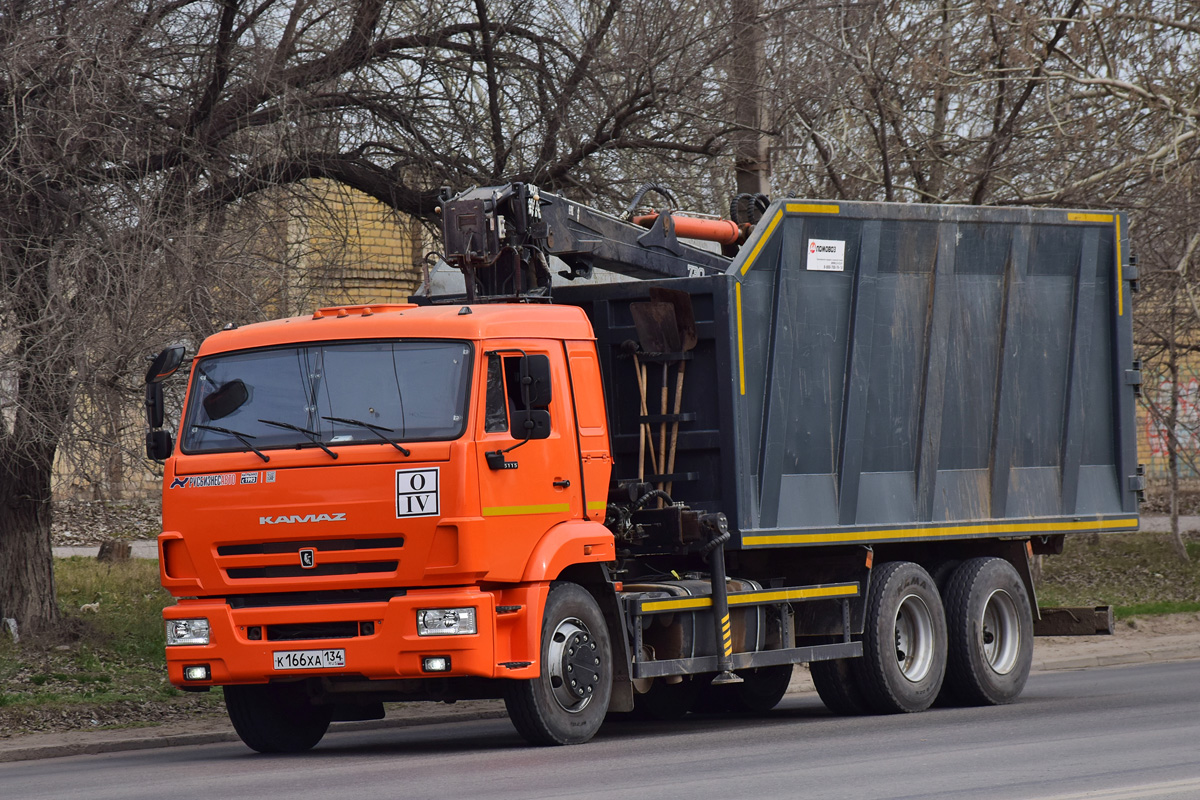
[157,302,615,749]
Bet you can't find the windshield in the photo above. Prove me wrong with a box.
[181,340,472,454]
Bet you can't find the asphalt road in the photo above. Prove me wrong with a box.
[4,661,1200,800]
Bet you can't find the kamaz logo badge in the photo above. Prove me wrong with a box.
[299,548,316,568]
[258,513,347,525]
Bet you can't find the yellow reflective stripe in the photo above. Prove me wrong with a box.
[641,597,710,612]
[481,503,570,517]
[587,501,607,512]
[1066,213,1124,314]
[739,210,784,276]
[736,281,746,395]
[728,585,858,604]
[785,203,840,215]
[1116,214,1124,316]
[743,517,1138,547]
[639,584,859,613]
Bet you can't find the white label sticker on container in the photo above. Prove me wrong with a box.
[807,239,845,272]
[396,467,440,518]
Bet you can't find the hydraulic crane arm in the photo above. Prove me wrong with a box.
[439,183,733,300]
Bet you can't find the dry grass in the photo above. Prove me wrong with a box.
[1038,531,1200,613]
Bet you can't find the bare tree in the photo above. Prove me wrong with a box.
[0,0,744,634]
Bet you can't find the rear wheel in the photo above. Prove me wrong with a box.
[504,582,612,745]
[939,557,1033,706]
[631,676,704,720]
[810,657,870,716]
[224,682,333,753]
[853,561,947,713]
[698,664,794,714]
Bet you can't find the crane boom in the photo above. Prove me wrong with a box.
[439,183,732,300]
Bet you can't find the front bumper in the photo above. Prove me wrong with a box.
[163,584,544,687]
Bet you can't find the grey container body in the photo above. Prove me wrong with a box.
[555,199,1140,550]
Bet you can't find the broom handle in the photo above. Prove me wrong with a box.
[666,360,687,496]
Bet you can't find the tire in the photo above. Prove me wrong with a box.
[853,561,947,714]
[810,658,870,716]
[224,682,333,753]
[939,557,1034,706]
[698,664,794,714]
[631,676,703,720]
[927,559,962,594]
[504,582,612,745]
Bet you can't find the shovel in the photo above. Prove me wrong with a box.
[630,289,697,501]
[630,301,679,491]
[649,288,698,498]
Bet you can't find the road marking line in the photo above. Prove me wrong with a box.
[1015,777,1200,800]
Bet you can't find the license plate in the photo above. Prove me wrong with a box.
[272,649,346,670]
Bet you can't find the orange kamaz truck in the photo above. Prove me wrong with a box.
[145,184,1141,751]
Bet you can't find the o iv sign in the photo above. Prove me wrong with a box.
[806,239,845,272]
[396,468,440,518]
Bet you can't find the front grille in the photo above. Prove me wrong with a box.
[218,537,404,556]
[216,534,404,582]
[227,561,398,580]
[226,588,407,609]
[266,621,359,641]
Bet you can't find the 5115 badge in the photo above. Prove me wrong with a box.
[396,468,439,518]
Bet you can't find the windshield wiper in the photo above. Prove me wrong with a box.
[322,416,411,456]
[257,419,338,460]
[192,424,270,463]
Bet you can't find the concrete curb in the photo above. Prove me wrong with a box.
[4,647,1197,764]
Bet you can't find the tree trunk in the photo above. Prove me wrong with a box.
[0,439,59,636]
[730,0,769,197]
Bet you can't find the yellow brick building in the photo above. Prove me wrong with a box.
[284,180,430,308]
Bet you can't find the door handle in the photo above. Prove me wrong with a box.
[553,479,571,489]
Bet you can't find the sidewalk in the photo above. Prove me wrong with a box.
[4,627,1198,763]
[53,541,159,559]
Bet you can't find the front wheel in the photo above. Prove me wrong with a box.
[504,582,612,745]
[939,557,1033,706]
[224,682,333,753]
[853,561,947,713]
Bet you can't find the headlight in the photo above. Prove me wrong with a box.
[416,607,476,636]
[166,618,210,646]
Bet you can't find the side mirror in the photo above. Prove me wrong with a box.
[144,345,185,461]
[145,383,165,428]
[146,429,173,460]
[519,409,551,440]
[146,345,186,384]
[520,354,552,408]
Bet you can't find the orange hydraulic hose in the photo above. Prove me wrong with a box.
[632,213,742,246]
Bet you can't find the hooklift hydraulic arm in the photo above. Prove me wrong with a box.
[438,183,736,300]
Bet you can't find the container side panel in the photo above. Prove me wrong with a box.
[740,234,784,527]
[1005,227,1081,477]
[854,221,937,523]
[1077,230,1121,513]
[938,223,1010,473]
[757,218,859,529]
[1081,233,1118,467]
